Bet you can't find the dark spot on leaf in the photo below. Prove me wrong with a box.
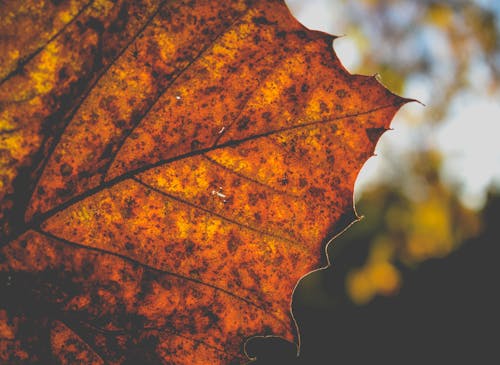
[261,111,271,121]
[286,86,297,102]
[254,212,261,222]
[199,195,209,206]
[114,119,127,129]
[320,101,329,113]
[191,139,201,151]
[237,116,250,131]
[201,307,220,328]
[252,16,273,25]
[227,236,241,253]
[204,85,219,94]
[185,240,195,254]
[295,30,307,39]
[59,163,73,177]
[58,67,68,81]
[308,187,326,198]
[276,30,286,39]
[336,89,347,98]
[248,193,259,206]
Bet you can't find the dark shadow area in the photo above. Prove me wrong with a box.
[250,192,499,364]
[246,336,299,365]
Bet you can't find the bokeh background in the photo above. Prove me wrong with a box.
[250,0,499,363]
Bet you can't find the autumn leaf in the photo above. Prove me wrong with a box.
[0,0,408,363]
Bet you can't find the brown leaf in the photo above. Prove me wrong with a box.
[0,0,408,363]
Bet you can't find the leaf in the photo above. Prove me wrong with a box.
[0,0,408,363]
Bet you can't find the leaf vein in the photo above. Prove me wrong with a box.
[4,105,395,247]
[0,0,94,87]
[78,320,237,358]
[102,8,252,183]
[202,154,301,199]
[132,176,301,246]
[24,0,168,224]
[34,228,288,328]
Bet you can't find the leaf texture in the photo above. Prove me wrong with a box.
[0,0,407,363]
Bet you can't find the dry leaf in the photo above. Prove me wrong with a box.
[0,0,407,363]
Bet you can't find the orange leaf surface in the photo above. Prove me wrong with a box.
[0,0,408,363]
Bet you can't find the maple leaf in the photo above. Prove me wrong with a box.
[0,0,408,363]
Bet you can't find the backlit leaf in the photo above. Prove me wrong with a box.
[0,0,407,363]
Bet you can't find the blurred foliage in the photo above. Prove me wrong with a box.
[287,0,500,305]
[346,151,480,304]
[333,0,500,116]
[350,0,498,304]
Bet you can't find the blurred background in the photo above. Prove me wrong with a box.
[250,0,499,363]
